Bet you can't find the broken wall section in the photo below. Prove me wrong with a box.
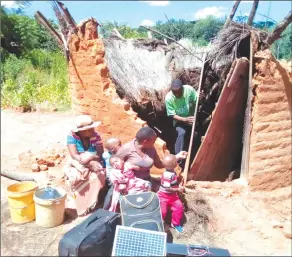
[67,19,167,175]
[248,50,292,191]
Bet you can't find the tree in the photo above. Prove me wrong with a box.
[192,16,224,45]
[0,9,59,56]
[153,19,193,41]
[272,24,292,60]
[100,21,147,39]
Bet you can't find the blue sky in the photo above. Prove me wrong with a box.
[2,1,291,27]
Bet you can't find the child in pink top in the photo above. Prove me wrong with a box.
[109,155,151,212]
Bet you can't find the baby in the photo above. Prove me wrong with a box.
[66,151,94,185]
[102,137,122,210]
[109,155,151,212]
[158,154,185,233]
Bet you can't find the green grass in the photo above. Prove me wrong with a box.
[1,49,71,111]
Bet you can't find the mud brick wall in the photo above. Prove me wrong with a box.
[68,20,167,175]
[248,50,292,191]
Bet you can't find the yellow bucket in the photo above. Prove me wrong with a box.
[7,181,38,224]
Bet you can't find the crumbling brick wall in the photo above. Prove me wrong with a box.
[248,50,292,191]
[67,18,167,175]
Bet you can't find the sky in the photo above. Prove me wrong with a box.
[2,1,291,27]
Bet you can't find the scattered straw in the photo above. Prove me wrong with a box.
[172,189,216,245]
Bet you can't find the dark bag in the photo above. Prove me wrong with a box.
[166,243,231,257]
[120,192,164,232]
[58,209,121,256]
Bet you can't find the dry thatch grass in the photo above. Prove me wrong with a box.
[207,21,268,72]
[171,189,216,246]
[103,38,208,110]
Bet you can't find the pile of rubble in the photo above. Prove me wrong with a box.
[18,148,67,172]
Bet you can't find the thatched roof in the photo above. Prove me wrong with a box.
[103,38,208,110]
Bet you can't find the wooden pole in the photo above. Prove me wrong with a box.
[182,53,206,185]
[224,0,241,28]
[247,0,260,26]
[240,34,254,180]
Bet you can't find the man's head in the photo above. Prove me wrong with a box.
[162,154,178,171]
[136,127,157,149]
[105,137,121,154]
[171,79,183,98]
[109,155,124,170]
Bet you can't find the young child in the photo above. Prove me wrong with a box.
[102,137,122,210]
[109,155,151,212]
[158,154,185,233]
[65,151,94,187]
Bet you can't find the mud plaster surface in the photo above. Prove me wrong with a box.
[1,110,291,256]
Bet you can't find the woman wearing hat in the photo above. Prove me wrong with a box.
[65,115,105,216]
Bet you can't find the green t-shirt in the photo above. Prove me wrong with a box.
[165,85,198,125]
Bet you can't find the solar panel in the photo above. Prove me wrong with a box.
[112,225,167,256]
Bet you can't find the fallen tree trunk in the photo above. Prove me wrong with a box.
[34,11,63,47]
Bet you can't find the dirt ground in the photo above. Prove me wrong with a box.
[1,110,291,256]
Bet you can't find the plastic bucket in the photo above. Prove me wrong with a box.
[7,181,38,224]
[34,186,67,228]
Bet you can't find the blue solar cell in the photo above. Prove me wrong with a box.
[112,225,167,256]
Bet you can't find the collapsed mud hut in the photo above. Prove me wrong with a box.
[32,1,291,190]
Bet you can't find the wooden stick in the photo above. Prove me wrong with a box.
[140,25,202,62]
[34,11,63,47]
[247,0,259,26]
[182,53,206,185]
[224,0,241,28]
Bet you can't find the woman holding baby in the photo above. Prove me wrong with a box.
[65,115,106,216]
[116,127,187,187]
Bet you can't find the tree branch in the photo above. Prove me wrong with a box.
[267,11,292,45]
[224,0,241,28]
[247,0,259,26]
[140,25,203,62]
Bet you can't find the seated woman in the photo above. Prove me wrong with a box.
[116,126,187,191]
[65,115,106,216]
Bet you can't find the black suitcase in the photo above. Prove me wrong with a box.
[58,209,121,256]
[166,243,231,257]
[119,192,164,232]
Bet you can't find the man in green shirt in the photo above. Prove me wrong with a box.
[165,79,204,163]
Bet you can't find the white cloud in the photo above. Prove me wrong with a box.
[1,1,18,8]
[243,12,250,16]
[193,6,228,20]
[140,1,170,7]
[140,19,155,26]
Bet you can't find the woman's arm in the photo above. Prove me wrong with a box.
[67,144,82,162]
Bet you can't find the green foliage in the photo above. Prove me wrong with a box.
[1,51,70,111]
[153,19,194,41]
[272,24,292,60]
[100,21,147,39]
[0,7,59,57]
[192,16,224,45]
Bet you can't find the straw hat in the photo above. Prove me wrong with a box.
[72,115,101,133]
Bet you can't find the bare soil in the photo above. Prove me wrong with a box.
[1,110,291,256]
